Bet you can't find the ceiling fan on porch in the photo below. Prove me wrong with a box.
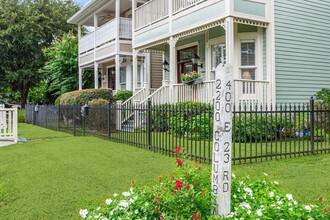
[100,11,114,21]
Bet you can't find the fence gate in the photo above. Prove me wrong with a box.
[0,107,18,143]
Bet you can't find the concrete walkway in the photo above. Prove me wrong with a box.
[0,141,16,148]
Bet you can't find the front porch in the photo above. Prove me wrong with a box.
[0,107,18,145]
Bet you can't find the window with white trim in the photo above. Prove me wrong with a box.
[240,40,256,80]
[211,43,226,70]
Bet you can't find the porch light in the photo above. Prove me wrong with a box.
[191,54,203,68]
[162,59,169,72]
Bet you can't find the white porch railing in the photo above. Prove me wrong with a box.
[140,79,270,106]
[79,17,132,54]
[173,0,207,13]
[0,107,18,143]
[135,0,169,30]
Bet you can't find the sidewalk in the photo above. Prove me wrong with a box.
[0,141,16,148]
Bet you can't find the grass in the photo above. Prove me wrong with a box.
[0,124,329,219]
[0,124,175,219]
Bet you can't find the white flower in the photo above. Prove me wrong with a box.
[308,218,314,220]
[119,200,129,208]
[273,181,279,185]
[256,209,262,216]
[135,209,139,214]
[244,188,253,194]
[96,207,101,211]
[145,202,149,207]
[105,198,113,205]
[79,209,88,218]
[122,192,130,197]
[109,210,113,216]
[276,196,280,200]
[247,210,251,215]
[289,208,293,211]
[232,173,236,179]
[269,191,274,197]
[305,205,311,212]
[240,218,244,220]
[113,193,118,197]
[286,194,293,201]
[277,200,283,205]
[239,202,251,210]
[233,194,237,198]
[129,198,135,203]
[263,173,269,176]
[94,214,101,218]
[130,187,133,192]
[293,200,298,205]
[239,181,244,186]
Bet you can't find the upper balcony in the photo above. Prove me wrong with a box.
[134,0,271,48]
[79,17,132,65]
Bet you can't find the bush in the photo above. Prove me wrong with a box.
[85,99,109,133]
[115,90,133,102]
[18,109,26,123]
[55,89,113,106]
[79,148,330,219]
[316,88,330,103]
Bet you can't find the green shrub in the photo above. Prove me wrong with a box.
[316,88,330,103]
[55,89,113,106]
[85,99,109,133]
[18,109,26,123]
[115,90,133,102]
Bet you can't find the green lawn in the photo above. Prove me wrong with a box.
[0,124,329,219]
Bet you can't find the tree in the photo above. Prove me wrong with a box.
[36,32,93,104]
[0,0,79,107]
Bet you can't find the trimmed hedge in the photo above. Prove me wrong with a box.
[55,89,113,106]
[114,90,133,102]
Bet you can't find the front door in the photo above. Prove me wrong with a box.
[108,67,116,90]
[177,46,198,83]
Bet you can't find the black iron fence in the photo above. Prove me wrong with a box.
[26,98,330,164]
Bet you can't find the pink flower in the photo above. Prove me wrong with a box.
[318,197,323,201]
[170,175,175,180]
[174,146,181,154]
[155,197,160,202]
[194,182,198,186]
[176,158,183,166]
[186,184,190,189]
[160,216,163,220]
[192,213,198,219]
[323,207,328,211]
[154,207,159,212]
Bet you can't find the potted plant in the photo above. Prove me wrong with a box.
[180,71,200,85]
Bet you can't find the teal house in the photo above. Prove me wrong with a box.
[129,0,330,105]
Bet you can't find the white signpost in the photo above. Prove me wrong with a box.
[212,64,233,216]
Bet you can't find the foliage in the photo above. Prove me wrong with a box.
[316,88,330,103]
[114,90,133,102]
[28,80,49,104]
[180,71,200,82]
[233,113,293,142]
[55,89,113,106]
[80,148,329,219]
[41,32,94,103]
[0,0,79,107]
[18,109,26,123]
[85,99,109,132]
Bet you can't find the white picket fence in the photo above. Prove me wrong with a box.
[0,106,18,143]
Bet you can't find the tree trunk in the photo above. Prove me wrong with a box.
[19,85,29,108]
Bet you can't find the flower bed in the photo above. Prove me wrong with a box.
[80,147,329,219]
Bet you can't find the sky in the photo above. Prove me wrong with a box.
[76,0,90,7]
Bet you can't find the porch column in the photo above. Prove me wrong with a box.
[144,53,151,91]
[225,17,234,65]
[115,55,121,91]
[168,37,178,103]
[94,62,99,89]
[79,67,83,90]
[132,49,139,92]
[126,57,132,90]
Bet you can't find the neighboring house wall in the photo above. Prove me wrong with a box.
[150,53,163,89]
[274,0,330,103]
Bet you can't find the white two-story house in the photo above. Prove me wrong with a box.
[68,0,163,99]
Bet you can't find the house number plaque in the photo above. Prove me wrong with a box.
[212,64,233,216]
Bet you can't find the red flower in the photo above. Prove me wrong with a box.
[131,180,134,185]
[197,166,201,170]
[173,190,177,195]
[155,207,159,212]
[186,184,190,189]
[175,180,184,190]
[170,175,175,180]
[176,158,183,166]
[202,190,206,195]
[192,213,198,219]
[323,207,328,211]
[318,197,323,201]
[194,182,198,186]
[160,216,164,220]
[174,146,181,154]
[155,197,160,202]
